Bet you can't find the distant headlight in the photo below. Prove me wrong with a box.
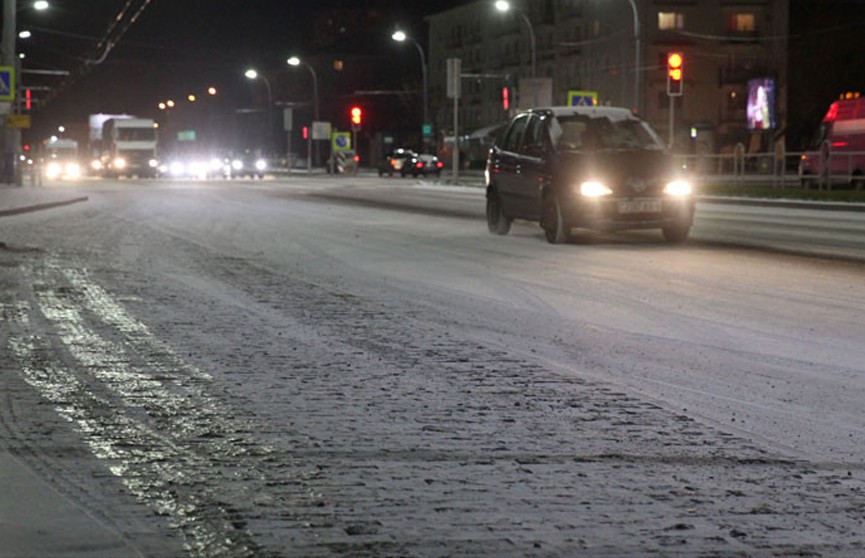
[91,159,103,171]
[254,159,267,171]
[114,157,127,169]
[232,159,243,171]
[149,159,159,168]
[65,162,81,179]
[169,161,185,176]
[663,180,693,197]
[46,162,61,179]
[580,181,613,197]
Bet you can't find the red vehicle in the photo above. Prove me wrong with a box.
[799,97,865,188]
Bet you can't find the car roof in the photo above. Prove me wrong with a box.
[526,106,638,121]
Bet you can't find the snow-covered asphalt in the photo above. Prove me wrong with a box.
[1,178,864,557]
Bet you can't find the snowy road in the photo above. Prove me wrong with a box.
[1,177,864,557]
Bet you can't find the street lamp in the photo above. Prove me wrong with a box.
[287,56,319,169]
[392,29,429,148]
[494,0,536,78]
[245,68,273,154]
[625,0,641,114]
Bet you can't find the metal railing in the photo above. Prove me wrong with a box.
[679,143,865,190]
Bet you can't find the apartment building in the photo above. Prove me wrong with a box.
[427,0,790,153]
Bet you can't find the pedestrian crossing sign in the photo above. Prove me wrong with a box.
[567,90,598,107]
[0,66,15,102]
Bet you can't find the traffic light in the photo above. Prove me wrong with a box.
[302,125,309,140]
[350,106,362,129]
[501,86,510,111]
[25,88,32,110]
[667,52,684,96]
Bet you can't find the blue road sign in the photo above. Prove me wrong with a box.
[0,66,15,102]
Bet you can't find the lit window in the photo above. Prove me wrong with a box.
[728,13,756,32]
[658,12,684,31]
[333,59,344,72]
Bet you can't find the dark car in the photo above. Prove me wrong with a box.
[407,153,444,177]
[379,148,418,177]
[485,106,695,244]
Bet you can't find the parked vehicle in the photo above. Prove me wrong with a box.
[379,148,417,177]
[799,97,865,188]
[485,106,695,244]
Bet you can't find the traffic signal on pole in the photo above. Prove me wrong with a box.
[667,52,684,96]
[501,86,510,111]
[25,88,32,110]
[350,106,362,128]
[302,125,309,140]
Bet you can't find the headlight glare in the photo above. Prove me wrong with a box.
[580,181,613,197]
[664,180,693,197]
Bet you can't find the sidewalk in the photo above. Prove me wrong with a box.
[0,184,89,218]
[1,184,140,557]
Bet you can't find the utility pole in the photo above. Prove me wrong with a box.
[2,0,20,184]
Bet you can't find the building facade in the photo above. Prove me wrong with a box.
[428,0,790,154]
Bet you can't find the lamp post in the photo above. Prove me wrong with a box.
[494,0,536,78]
[2,0,18,184]
[392,30,429,148]
[287,56,319,170]
[625,0,641,114]
[245,68,273,154]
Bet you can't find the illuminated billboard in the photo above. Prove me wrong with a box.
[746,78,776,130]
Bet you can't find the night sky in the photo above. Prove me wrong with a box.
[19,0,474,146]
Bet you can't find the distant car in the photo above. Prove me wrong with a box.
[379,148,418,177]
[485,106,695,244]
[227,152,268,179]
[407,153,444,177]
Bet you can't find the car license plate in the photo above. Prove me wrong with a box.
[618,199,662,214]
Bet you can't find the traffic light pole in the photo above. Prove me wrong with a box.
[669,96,675,148]
[2,0,20,185]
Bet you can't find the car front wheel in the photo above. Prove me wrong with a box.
[662,222,691,243]
[542,194,571,244]
[486,189,512,235]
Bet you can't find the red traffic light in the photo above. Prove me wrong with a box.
[502,86,510,111]
[666,52,684,96]
[350,106,362,126]
[302,125,309,140]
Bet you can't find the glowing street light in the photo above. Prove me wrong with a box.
[287,56,320,169]
[245,68,274,153]
[33,1,49,10]
[494,0,536,77]
[392,29,429,145]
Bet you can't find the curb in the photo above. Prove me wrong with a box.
[698,195,865,213]
[0,197,89,218]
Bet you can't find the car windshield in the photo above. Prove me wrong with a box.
[550,114,665,151]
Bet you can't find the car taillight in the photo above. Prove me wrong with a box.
[354,155,360,162]
[436,161,444,168]
[390,159,396,167]
[416,161,424,168]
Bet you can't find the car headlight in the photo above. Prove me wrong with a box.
[663,180,693,197]
[91,159,103,171]
[114,157,127,169]
[232,159,243,171]
[65,162,81,179]
[169,161,185,176]
[149,159,159,168]
[580,181,613,197]
[46,162,61,179]
[255,159,267,171]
